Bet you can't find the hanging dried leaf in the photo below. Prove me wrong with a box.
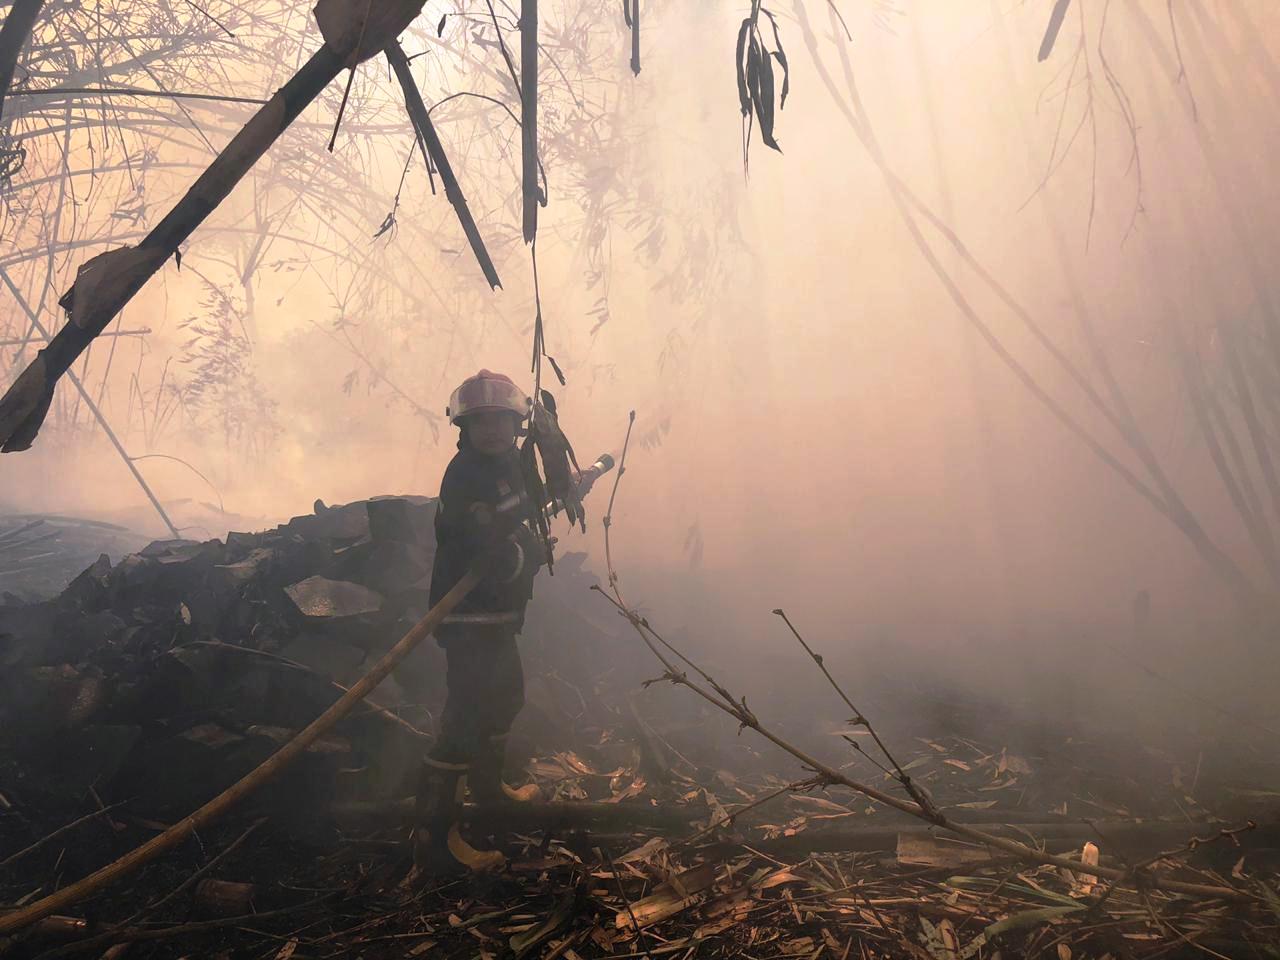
[734,18,752,117]
[762,10,789,107]
[518,390,587,572]
[628,0,640,75]
[62,246,168,333]
[746,33,760,123]
[736,12,784,160]
[0,354,53,453]
[372,209,396,239]
[754,40,780,151]
[546,354,566,386]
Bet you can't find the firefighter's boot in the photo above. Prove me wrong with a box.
[413,757,506,874]
[469,733,543,805]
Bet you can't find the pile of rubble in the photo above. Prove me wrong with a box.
[0,496,635,824]
[0,513,149,601]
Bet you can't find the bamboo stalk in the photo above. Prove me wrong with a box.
[792,0,1263,603]
[629,0,641,76]
[0,0,45,123]
[0,43,343,451]
[1,0,429,453]
[0,267,180,538]
[1127,2,1280,414]
[520,0,539,243]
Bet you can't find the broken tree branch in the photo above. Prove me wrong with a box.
[0,0,427,453]
[0,800,131,872]
[385,40,501,289]
[592,420,1251,903]
[22,895,333,957]
[595,580,1251,901]
[772,608,939,818]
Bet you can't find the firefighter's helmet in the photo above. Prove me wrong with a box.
[446,370,532,425]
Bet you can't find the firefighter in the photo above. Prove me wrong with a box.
[414,370,545,873]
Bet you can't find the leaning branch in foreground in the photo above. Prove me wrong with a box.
[592,415,1252,904]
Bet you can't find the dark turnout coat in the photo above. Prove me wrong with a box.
[428,443,541,641]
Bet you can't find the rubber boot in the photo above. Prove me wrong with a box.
[414,757,506,874]
[469,732,543,805]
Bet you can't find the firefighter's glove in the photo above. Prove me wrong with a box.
[467,502,528,576]
[489,533,526,584]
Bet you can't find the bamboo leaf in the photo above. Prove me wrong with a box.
[510,891,575,959]
[762,10,789,108]
[735,19,752,116]
[547,353,566,386]
[773,50,789,109]
[985,905,1085,939]
[946,877,1084,908]
[755,38,779,151]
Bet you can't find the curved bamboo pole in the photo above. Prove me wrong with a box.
[0,568,483,937]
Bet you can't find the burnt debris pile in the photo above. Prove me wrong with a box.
[0,496,630,823]
[0,514,149,601]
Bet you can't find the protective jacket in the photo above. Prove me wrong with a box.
[428,443,541,639]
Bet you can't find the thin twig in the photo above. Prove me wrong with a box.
[601,409,635,590]
[145,817,268,914]
[128,453,225,514]
[38,819,273,959]
[35,895,334,958]
[771,608,936,817]
[673,777,820,851]
[598,847,652,956]
[10,86,266,105]
[484,0,522,97]
[1089,820,1259,912]
[592,421,1251,903]
[0,801,131,871]
[178,0,237,39]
